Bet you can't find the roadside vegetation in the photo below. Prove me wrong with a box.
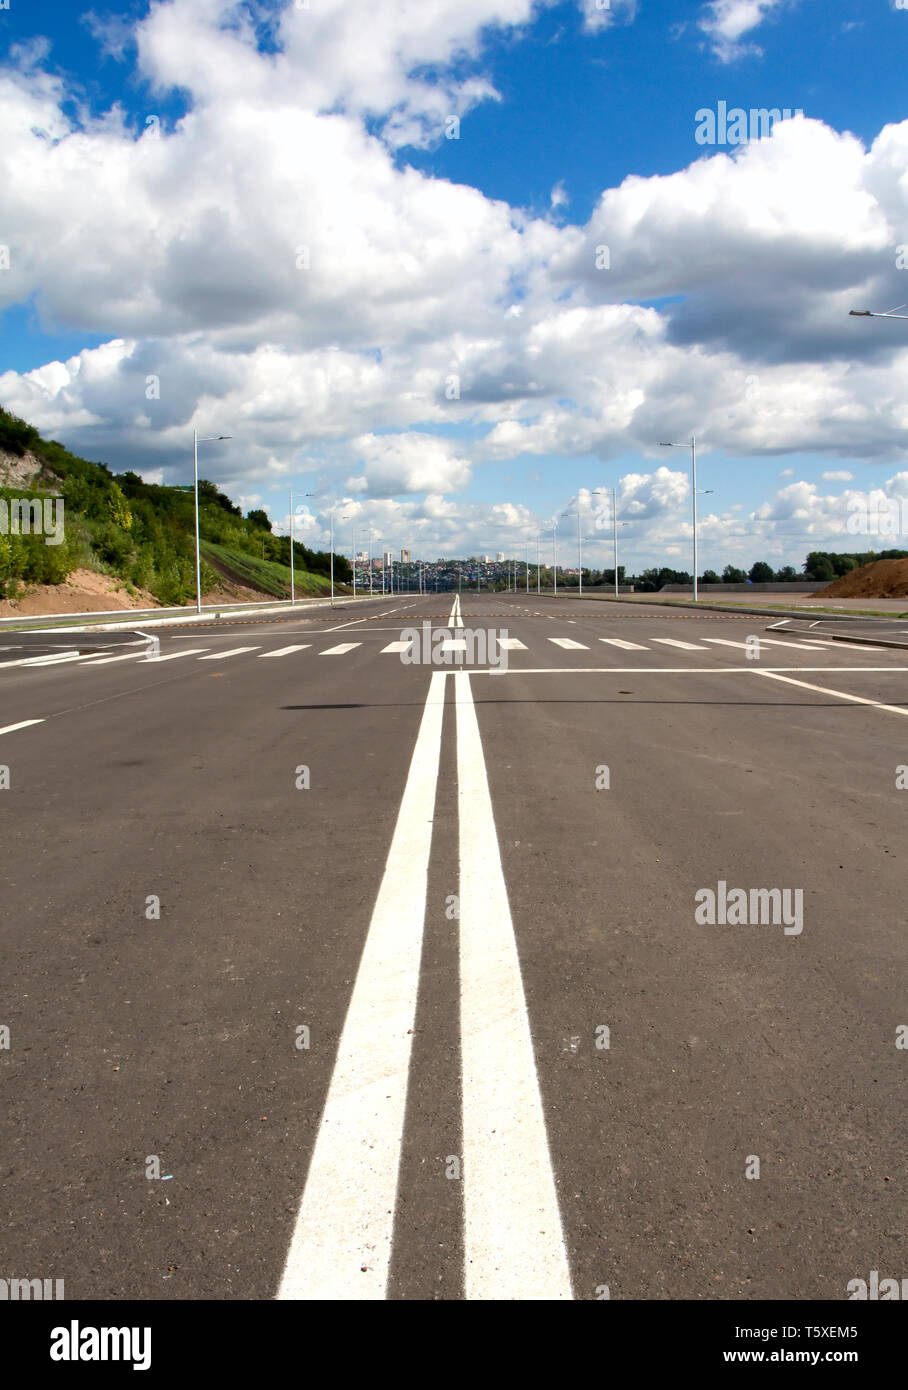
[0,406,350,603]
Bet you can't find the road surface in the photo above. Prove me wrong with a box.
[0,593,903,1300]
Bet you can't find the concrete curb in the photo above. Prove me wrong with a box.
[0,593,390,635]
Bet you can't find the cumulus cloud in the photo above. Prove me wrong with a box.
[698,0,787,63]
[2,0,908,563]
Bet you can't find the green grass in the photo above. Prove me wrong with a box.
[201,540,340,598]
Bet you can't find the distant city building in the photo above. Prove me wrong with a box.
[383,550,393,567]
[496,551,505,562]
[356,550,369,561]
[481,554,490,563]
[400,548,410,563]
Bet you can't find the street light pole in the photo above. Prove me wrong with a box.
[289,486,295,605]
[552,520,558,596]
[193,428,231,613]
[660,436,700,602]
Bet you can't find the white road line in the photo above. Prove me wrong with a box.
[599,637,648,650]
[381,640,414,653]
[454,672,573,1300]
[810,639,885,653]
[85,652,147,666]
[548,637,589,650]
[439,639,467,651]
[497,638,527,650]
[701,638,751,649]
[473,666,908,676]
[259,645,311,657]
[277,671,447,1300]
[755,669,908,718]
[22,652,106,667]
[0,719,45,737]
[757,638,827,651]
[141,648,209,662]
[651,637,708,650]
[319,642,362,656]
[198,646,260,660]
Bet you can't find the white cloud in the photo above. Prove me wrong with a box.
[698,0,787,63]
[822,469,854,481]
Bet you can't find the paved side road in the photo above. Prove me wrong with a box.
[0,594,904,1298]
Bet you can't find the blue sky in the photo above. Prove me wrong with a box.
[2,0,908,569]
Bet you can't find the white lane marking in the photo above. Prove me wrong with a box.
[141,648,209,662]
[319,642,362,656]
[21,652,106,667]
[548,637,589,650]
[0,719,45,737]
[85,652,147,665]
[599,637,648,650]
[439,639,467,651]
[810,639,885,652]
[277,671,447,1300]
[197,647,260,660]
[651,637,708,650]
[472,666,908,676]
[755,669,908,718]
[701,638,750,649]
[259,645,311,657]
[454,672,573,1300]
[757,638,827,650]
[497,638,527,650]
[381,640,414,653]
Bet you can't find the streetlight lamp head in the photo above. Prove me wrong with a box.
[849,310,872,317]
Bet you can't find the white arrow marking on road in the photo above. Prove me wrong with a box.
[278,671,446,1300]
[455,671,573,1299]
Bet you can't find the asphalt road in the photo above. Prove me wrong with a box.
[0,592,904,1300]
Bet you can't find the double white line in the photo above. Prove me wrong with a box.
[278,600,571,1300]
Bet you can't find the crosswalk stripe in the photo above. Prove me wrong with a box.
[702,638,750,649]
[599,637,648,650]
[86,652,147,665]
[802,639,884,653]
[758,638,827,650]
[259,645,311,657]
[548,637,589,649]
[652,638,708,650]
[198,646,260,660]
[439,639,467,651]
[0,719,45,737]
[381,640,414,653]
[497,638,527,650]
[319,643,362,655]
[141,648,209,662]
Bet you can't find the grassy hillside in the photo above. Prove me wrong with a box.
[0,406,350,604]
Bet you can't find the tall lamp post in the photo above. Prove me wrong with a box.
[660,436,701,602]
[552,518,558,596]
[193,429,231,612]
[594,486,621,598]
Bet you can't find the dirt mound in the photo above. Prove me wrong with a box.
[0,568,159,617]
[816,557,908,599]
